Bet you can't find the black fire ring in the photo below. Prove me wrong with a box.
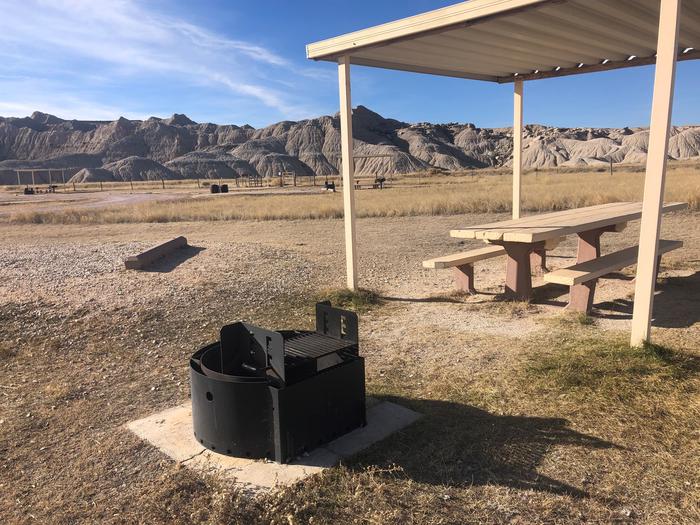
[190,302,366,463]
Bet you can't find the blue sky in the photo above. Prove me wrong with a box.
[0,0,698,128]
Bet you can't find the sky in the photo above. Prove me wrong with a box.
[0,0,698,128]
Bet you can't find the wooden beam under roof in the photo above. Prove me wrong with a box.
[347,56,500,82]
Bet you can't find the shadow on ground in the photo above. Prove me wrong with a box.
[380,294,465,304]
[141,246,205,273]
[594,271,700,327]
[354,397,621,499]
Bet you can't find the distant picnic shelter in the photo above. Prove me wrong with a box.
[306,0,699,346]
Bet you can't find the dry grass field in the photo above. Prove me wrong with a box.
[2,163,699,225]
[1,168,699,524]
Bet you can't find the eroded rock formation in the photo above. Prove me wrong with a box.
[1,107,698,184]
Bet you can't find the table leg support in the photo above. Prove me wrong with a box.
[502,243,539,301]
[453,263,476,294]
[530,248,548,274]
[577,230,601,262]
[576,225,616,263]
[568,281,597,313]
[569,225,617,313]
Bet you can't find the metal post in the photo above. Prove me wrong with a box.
[630,0,682,347]
[513,79,523,219]
[338,56,358,290]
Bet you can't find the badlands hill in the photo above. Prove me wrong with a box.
[1,107,699,184]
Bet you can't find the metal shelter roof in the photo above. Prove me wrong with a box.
[307,0,700,83]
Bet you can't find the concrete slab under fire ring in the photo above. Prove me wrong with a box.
[126,399,420,494]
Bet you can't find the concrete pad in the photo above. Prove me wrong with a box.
[126,400,420,494]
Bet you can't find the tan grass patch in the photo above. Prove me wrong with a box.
[5,165,698,224]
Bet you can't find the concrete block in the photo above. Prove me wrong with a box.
[126,399,420,494]
[124,236,187,270]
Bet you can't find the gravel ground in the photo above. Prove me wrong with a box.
[0,211,698,524]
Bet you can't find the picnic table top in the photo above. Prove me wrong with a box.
[450,202,688,244]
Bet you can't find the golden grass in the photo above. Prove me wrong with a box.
[5,165,699,224]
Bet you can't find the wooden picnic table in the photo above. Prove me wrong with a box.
[450,202,688,300]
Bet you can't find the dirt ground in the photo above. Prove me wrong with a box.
[0,185,322,218]
[1,210,698,524]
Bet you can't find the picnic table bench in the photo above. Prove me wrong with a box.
[422,237,562,294]
[425,202,687,309]
[354,176,387,190]
[545,239,683,312]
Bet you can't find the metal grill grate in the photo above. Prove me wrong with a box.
[284,332,356,359]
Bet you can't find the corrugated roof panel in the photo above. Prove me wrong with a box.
[307,0,700,82]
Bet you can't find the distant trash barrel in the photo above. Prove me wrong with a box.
[220,184,229,193]
[210,184,220,194]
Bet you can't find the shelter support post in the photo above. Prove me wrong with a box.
[630,0,681,346]
[338,56,358,290]
[512,79,523,220]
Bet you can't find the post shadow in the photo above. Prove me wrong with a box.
[379,294,465,304]
[594,271,700,327]
[349,396,622,499]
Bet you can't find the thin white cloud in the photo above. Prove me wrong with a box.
[0,98,145,121]
[172,21,290,67]
[0,0,328,121]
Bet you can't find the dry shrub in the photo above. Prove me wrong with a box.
[315,287,382,313]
